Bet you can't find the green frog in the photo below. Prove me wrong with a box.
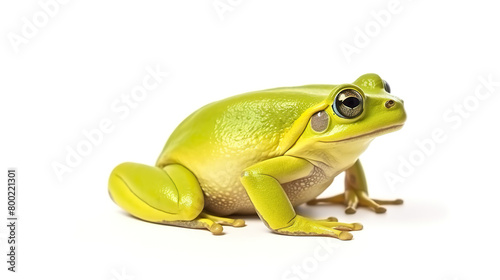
[108,73,406,240]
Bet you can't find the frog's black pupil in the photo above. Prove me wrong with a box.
[383,80,391,93]
[343,97,360,108]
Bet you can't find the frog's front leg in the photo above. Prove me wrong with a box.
[240,156,362,240]
[108,162,245,234]
[307,160,403,214]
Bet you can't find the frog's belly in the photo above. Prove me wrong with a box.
[201,166,334,215]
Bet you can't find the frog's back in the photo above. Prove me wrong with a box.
[156,85,334,214]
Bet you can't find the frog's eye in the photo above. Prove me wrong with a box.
[383,80,391,93]
[311,110,329,132]
[333,89,363,119]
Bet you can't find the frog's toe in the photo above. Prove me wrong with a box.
[373,198,404,205]
[312,217,339,223]
[306,193,344,205]
[232,219,246,227]
[338,231,353,240]
[318,217,338,222]
[316,220,363,231]
[208,222,224,235]
[200,212,246,228]
[160,218,224,235]
[345,207,357,214]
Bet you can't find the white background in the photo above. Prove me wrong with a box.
[1,1,499,279]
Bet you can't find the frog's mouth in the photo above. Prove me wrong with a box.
[323,124,404,143]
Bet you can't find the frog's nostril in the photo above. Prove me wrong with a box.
[385,100,396,109]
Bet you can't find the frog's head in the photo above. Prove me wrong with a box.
[286,73,406,156]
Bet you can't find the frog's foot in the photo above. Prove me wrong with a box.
[161,212,245,235]
[274,215,362,240]
[307,190,403,214]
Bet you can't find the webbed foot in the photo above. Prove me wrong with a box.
[307,190,403,214]
[274,215,362,240]
[161,212,245,235]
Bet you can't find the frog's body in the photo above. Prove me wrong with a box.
[157,86,334,215]
[109,74,406,240]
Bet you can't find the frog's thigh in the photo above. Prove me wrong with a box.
[108,162,204,223]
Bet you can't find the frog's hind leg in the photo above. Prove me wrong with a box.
[108,162,244,234]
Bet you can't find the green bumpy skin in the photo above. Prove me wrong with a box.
[108,73,406,240]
